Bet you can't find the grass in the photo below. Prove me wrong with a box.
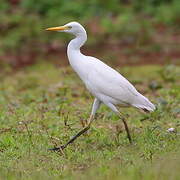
[0,62,180,179]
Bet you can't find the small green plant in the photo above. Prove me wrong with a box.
[159,64,179,82]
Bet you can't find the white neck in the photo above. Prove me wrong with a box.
[67,31,88,81]
[67,32,87,54]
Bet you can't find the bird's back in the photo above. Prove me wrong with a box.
[84,56,155,111]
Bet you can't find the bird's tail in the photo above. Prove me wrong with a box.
[133,93,156,112]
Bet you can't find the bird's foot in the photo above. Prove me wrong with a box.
[48,145,66,152]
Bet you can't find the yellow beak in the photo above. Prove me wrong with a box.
[46,26,68,31]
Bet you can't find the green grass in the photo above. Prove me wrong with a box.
[0,62,180,179]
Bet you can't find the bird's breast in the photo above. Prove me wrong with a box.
[68,53,89,83]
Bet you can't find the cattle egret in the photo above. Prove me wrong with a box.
[46,22,155,151]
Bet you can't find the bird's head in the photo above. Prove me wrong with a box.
[46,21,86,36]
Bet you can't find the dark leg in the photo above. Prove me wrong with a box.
[49,115,94,151]
[49,99,101,151]
[103,102,132,144]
[121,116,132,144]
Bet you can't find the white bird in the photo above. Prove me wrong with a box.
[46,22,155,150]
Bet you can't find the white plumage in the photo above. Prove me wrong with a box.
[46,21,155,150]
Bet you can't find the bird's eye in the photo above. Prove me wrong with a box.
[67,26,72,29]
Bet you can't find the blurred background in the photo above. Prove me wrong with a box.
[0,0,179,68]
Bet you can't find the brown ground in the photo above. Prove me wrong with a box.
[0,27,179,68]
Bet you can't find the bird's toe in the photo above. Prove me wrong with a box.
[48,145,65,151]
